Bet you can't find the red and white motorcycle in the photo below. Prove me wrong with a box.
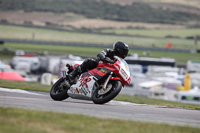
[50,56,131,104]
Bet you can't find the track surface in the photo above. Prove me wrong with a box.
[0,88,200,128]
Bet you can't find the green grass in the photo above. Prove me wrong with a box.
[101,28,200,38]
[0,51,14,60]
[0,24,139,45]
[0,79,200,110]
[0,24,198,49]
[0,79,50,92]
[0,42,102,56]
[0,107,199,133]
[143,51,200,63]
[1,42,200,63]
[115,95,200,110]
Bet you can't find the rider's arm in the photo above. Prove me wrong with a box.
[97,49,111,61]
[97,49,114,63]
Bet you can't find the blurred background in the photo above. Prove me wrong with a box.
[1,0,200,132]
[1,0,200,102]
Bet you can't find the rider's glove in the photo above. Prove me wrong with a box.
[103,57,115,64]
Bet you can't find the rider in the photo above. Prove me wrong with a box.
[68,41,129,84]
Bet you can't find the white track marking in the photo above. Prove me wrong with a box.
[108,100,146,106]
[0,87,43,95]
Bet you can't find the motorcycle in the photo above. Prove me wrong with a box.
[50,56,131,104]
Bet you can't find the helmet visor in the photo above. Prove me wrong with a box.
[120,48,128,58]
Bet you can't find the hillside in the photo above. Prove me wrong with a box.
[0,0,200,28]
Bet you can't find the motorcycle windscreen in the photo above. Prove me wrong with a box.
[88,67,112,80]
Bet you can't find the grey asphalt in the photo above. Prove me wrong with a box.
[0,88,200,128]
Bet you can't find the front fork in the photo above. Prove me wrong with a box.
[98,72,113,95]
[103,72,113,89]
[61,70,71,89]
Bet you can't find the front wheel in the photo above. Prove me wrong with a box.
[50,77,69,101]
[92,80,122,104]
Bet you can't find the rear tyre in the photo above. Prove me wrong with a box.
[50,77,69,101]
[92,80,122,104]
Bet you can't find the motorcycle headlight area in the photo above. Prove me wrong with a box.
[119,68,128,80]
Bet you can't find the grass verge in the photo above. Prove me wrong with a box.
[115,95,200,110]
[0,107,199,133]
[0,79,50,92]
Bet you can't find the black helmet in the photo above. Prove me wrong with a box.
[113,41,129,59]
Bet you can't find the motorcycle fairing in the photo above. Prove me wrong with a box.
[88,67,112,80]
[67,66,114,99]
[67,72,96,98]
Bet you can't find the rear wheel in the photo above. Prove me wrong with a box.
[92,80,122,104]
[50,77,69,101]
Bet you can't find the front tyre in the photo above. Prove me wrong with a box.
[92,80,122,104]
[50,77,69,101]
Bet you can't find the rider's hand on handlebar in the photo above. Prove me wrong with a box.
[103,57,115,64]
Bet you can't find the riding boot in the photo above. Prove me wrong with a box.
[68,66,82,84]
